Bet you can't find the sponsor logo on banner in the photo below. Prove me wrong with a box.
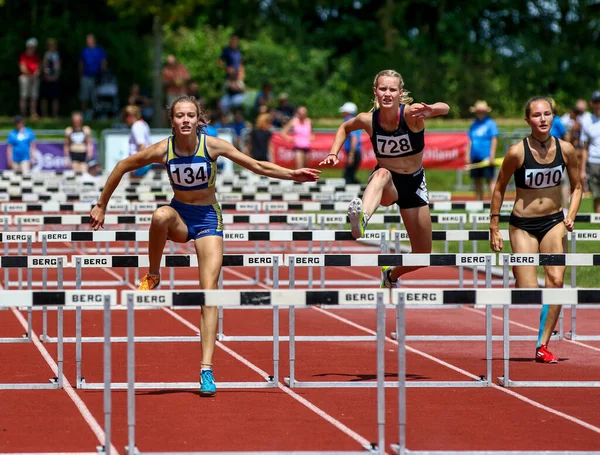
[364,231,387,240]
[237,202,260,211]
[136,216,153,224]
[264,203,288,211]
[271,131,468,170]
[133,293,171,306]
[591,214,600,223]
[15,216,42,225]
[77,256,110,267]
[39,232,69,241]
[133,203,156,212]
[287,215,313,223]
[508,255,536,264]
[312,193,332,201]
[5,204,27,212]
[220,193,242,201]
[471,214,490,223]
[501,201,514,211]
[3,232,35,242]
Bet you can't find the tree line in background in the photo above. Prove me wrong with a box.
[1,0,599,122]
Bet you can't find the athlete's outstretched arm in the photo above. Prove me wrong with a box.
[320,112,372,166]
[489,145,521,252]
[90,139,168,230]
[207,136,320,182]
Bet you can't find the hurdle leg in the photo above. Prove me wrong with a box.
[500,305,510,386]
[101,296,112,453]
[127,296,137,454]
[569,233,577,340]
[288,257,296,388]
[41,238,48,341]
[485,306,492,384]
[272,256,280,384]
[396,293,407,455]
[76,306,83,387]
[17,222,23,290]
[124,239,131,285]
[57,307,64,389]
[217,269,224,341]
[376,293,385,455]
[3,214,8,290]
[169,242,175,290]
[26,239,33,338]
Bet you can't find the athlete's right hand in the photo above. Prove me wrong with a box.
[319,154,339,166]
[89,205,106,231]
[490,228,503,252]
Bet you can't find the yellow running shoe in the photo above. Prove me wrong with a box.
[138,273,160,290]
[380,266,399,289]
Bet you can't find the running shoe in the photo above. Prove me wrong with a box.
[138,273,160,290]
[535,344,558,364]
[380,266,399,289]
[200,370,217,396]
[348,197,367,239]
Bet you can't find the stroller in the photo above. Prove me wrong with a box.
[94,70,120,119]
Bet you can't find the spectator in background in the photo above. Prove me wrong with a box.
[576,98,593,124]
[6,116,36,173]
[123,105,152,180]
[64,111,93,174]
[218,35,244,79]
[162,55,190,107]
[466,100,499,201]
[128,83,153,123]
[339,102,362,184]
[273,93,295,128]
[580,91,600,212]
[80,159,101,185]
[219,71,246,114]
[40,38,60,118]
[79,34,107,118]
[19,38,40,119]
[246,112,273,162]
[281,106,314,169]
[549,99,567,140]
[229,109,251,149]
[255,82,273,111]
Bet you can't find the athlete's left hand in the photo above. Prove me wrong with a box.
[292,168,321,182]
[411,103,434,119]
[563,217,575,232]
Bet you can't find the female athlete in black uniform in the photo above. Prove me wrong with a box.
[490,96,582,363]
[320,69,450,288]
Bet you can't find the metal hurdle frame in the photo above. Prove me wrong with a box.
[120,289,388,455]
[498,255,600,388]
[284,253,495,389]
[391,288,600,455]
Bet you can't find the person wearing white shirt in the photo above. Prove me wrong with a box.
[580,91,600,212]
[123,105,152,180]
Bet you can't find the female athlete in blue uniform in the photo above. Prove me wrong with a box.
[90,96,320,395]
[490,96,582,363]
[320,69,450,288]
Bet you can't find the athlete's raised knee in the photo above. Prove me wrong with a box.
[371,167,392,185]
[545,270,564,288]
[152,207,176,227]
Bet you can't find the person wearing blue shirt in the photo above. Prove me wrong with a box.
[218,36,243,79]
[467,100,499,200]
[79,34,107,116]
[339,102,362,184]
[6,116,36,173]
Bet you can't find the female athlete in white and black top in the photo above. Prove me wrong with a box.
[490,96,582,363]
[320,69,450,288]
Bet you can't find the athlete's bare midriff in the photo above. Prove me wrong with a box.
[512,186,562,217]
[376,153,423,174]
[172,186,218,206]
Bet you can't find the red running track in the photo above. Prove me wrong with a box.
[1,239,600,453]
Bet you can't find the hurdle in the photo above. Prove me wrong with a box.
[283,253,495,389]
[120,289,388,455]
[390,287,600,455]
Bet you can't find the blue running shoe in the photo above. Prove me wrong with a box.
[200,370,216,396]
[380,266,399,289]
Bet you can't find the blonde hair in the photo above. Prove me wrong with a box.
[123,105,142,120]
[371,69,413,111]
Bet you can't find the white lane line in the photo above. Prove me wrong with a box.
[162,306,373,450]
[10,308,119,455]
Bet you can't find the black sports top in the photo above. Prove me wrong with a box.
[370,105,424,159]
[514,137,566,189]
